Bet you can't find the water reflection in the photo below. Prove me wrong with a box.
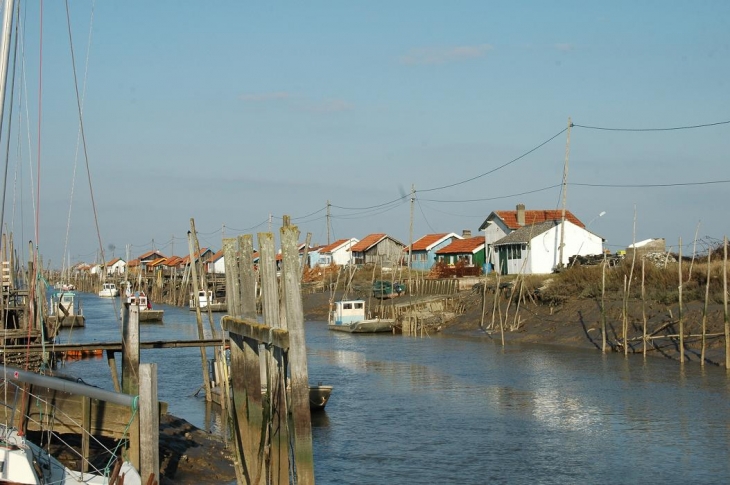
[55,297,730,484]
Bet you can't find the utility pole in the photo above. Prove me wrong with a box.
[408,184,415,293]
[269,213,273,233]
[326,200,331,246]
[558,117,572,270]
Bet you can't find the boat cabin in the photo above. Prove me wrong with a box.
[330,300,367,326]
[190,290,214,309]
[99,282,119,297]
[128,291,152,310]
[49,291,80,317]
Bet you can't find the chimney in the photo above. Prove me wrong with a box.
[516,204,525,226]
[462,229,472,238]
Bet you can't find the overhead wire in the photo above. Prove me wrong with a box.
[573,120,730,132]
[418,127,568,193]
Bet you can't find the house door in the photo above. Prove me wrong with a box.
[498,247,508,275]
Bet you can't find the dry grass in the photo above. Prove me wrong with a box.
[538,258,729,305]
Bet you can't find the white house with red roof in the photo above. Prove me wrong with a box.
[317,238,358,266]
[207,249,225,274]
[350,233,405,267]
[407,233,462,271]
[481,204,603,274]
[105,257,126,275]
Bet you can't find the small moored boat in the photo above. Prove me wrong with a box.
[98,282,119,298]
[47,291,85,328]
[189,290,227,312]
[328,299,394,333]
[127,291,163,322]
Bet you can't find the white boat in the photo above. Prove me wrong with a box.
[328,299,394,333]
[189,290,227,312]
[0,368,142,484]
[127,291,163,322]
[0,425,140,484]
[98,282,119,298]
[47,290,85,328]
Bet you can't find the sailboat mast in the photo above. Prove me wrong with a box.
[0,0,15,244]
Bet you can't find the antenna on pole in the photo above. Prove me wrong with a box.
[326,200,331,246]
[558,117,572,270]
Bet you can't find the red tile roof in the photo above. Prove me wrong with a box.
[105,257,123,266]
[494,210,584,229]
[138,250,166,261]
[319,239,355,254]
[180,248,210,265]
[127,258,141,267]
[408,233,463,251]
[164,256,183,267]
[350,234,387,252]
[436,237,485,254]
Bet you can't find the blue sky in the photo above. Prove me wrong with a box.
[6,1,730,266]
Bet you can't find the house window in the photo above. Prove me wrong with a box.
[355,302,364,309]
[343,303,352,310]
[506,244,523,260]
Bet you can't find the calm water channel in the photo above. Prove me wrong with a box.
[58,293,730,484]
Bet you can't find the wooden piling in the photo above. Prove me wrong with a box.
[642,259,647,357]
[281,221,315,485]
[121,302,140,470]
[701,248,711,365]
[139,363,159,485]
[258,232,289,483]
[722,236,730,372]
[187,227,212,402]
[601,254,607,353]
[678,237,684,363]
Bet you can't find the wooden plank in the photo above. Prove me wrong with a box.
[221,317,289,350]
[280,222,315,485]
[0,384,134,438]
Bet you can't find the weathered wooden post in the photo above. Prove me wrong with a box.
[259,231,290,483]
[701,249,711,365]
[223,238,242,318]
[121,301,140,470]
[678,238,684,363]
[281,220,315,484]
[187,228,212,401]
[221,237,246,484]
[139,363,159,484]
[722,236,730,372]
[601,253,607,353]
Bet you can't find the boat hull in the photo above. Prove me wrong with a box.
[138,310,164,322]
[328,318,394,333]
[47,315,85,328]
[189,302,227,312]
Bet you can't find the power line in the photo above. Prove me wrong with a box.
[573,120,730,132]
[331,195,407,211]
[419,184,562,203]
[418,127,568,193]
[416,198,436,233]
[572,179,730,188]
